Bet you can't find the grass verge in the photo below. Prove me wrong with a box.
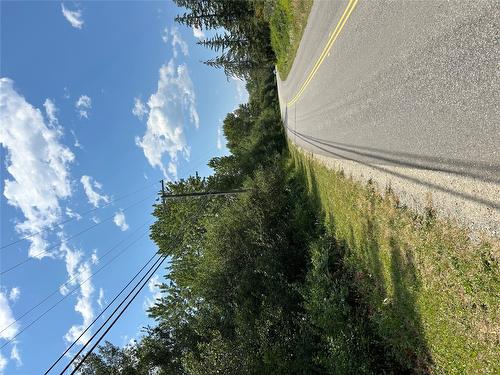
[290,145,500,374]
[270,0,313,80]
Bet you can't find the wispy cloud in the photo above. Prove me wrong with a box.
[0,353,6,373]
[60,242,95,345]
[232,77,248,103]
[80,175,109,208]
[61,3,84,29]
[132,97,148,120]
[217,124,223,150]
[143,274,162,309]
[65,207,82,220]
[161,26,169,43]
[70,129,82,149]
[113,210,129,231]
[75,95,91,118]
[135,59,199,179]
[8,288,20,303]
[91,249,99,265]
[97,288,105,309]
[171,26,189,58]
[10,344,21,367]
[0,78,74,259]
[43,98,59,126]
[192,26,205,40]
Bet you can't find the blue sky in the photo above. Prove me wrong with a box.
[0,1,247,373]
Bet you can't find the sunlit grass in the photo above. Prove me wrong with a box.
[270,0,313,80]
[290,146,500,373]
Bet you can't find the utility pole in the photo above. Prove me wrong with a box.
[159,180,248,202]
[160,179,166,209]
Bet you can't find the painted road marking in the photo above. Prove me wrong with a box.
[287,0,359,107]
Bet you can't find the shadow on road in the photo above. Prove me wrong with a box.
[287,126,499,210]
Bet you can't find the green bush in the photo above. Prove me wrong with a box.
[270,0,292,74]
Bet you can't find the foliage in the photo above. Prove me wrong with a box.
[290,147,500,374]
[174,0,274,79]
[269,0,313,79]
[77,1,499,374]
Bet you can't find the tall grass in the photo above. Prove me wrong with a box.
[291,146,500,373]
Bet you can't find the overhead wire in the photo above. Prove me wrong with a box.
[1,126,227,253]
[58,194,215,373]
[0,227,150,350]
[69,256,167,375]
[0,219,152,337]
[43,252,160,374]
[0,181,157,250]
[1,192,156,275]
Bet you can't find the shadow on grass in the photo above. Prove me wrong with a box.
[290,149,434,374]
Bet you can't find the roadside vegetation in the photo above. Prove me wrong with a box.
[269,0,313,79]
[78,1,499,374]
[291,148,499,373]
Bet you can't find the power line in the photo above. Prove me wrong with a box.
[69,256,167,374]
[1,143,225,252]
[44,252,160,374]
[1,192,155,275]
[0,181,157,250]
[0,228,150,350]
[66,194,216,373]
[45,193,213,373]
[1,146,222,252]
[61,255,165,374]
[0,219,152,337]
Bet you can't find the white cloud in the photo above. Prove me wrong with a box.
[63,86,70,100]
[43,98,58,126]
[10,344,21,367]
[135,59,199,179]
[171,26,189,58]
[91,216,100,224]
[0,353,6,374]
[80,175,109,208]
[0,78,100,354]
[91,249,99,265]
[70,129,82,149]
[65,207,82,220]
[8,288,20,303]
[61,3,83,29]
[0,292,19,341]
[161,26,169,43]
[232,77,248,103]
[192,26,205,40]
[75,95,91,118]
[217,124,223,150]
[60,242,95,345]
[167,162,177,180]
[97,288,105,309]
[132,97,148,120]
[0,78,74,259]
[113,210,129,231]
[143,274,162,309]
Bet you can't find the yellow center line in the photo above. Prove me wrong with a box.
[287,0,359,107]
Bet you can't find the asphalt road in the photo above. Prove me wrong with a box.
[277,0,500,236]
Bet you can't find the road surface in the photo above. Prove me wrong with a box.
[277,0,500,236]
